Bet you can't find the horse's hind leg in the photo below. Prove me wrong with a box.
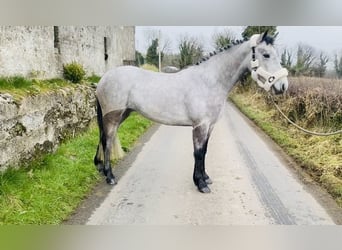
[102,110,124,185]
[192,124,212,193]
[119,108,133,125]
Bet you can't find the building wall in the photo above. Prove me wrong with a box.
[0,26,135,78]
[0,26,59,78]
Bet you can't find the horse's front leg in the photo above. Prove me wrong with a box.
[192,124,212,193]
[202,138,212,185]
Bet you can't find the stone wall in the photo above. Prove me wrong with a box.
[0,26,135,78]
[0,85,96,170]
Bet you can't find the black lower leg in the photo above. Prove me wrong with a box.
[202,138,212,184]
[100,130,115,185]
[193,147,210,193]
[103,136,116,185]
[192,125,212,193]
[101,111,124,185]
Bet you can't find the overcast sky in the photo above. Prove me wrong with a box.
[135,26,342,68]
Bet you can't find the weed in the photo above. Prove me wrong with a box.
[63,62,86,83]
[270,77,342,129]
[0,76,32,89]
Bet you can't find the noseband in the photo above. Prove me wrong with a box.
[249,34,288,91]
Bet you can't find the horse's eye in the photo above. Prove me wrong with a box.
[263,54,270,59]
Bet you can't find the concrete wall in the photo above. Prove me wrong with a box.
[0,26,59,78]
[0,26,135,78]
[0,86,96,170]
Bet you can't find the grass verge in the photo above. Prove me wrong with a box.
[0,76,98,101]
[0,113,152,225]
[229,87,342,207]
[0,77,72,99]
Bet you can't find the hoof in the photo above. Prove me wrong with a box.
[199,186,211,193]
[106,177,117,185]
[195,178,211,193]
[205,177,213,185]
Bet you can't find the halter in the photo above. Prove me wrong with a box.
[249,34,288,91]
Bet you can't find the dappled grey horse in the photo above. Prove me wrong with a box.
[94,32,288,193]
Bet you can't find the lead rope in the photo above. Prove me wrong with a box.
[268,93,342,136]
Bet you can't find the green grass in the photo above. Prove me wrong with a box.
[0,76,95,101]
[86,74,101,83]
[0,113,152,225]
[229,88,342,207]
[0,76,73,100]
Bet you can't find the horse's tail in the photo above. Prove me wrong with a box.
[94,97,105,167]
[96,98,104,143]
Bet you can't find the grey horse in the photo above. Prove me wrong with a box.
[94,32,288,193]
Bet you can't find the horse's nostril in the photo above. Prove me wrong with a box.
[281,83,286,91]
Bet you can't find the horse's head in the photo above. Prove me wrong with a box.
[249,32,288,95]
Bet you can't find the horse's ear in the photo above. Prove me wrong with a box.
[261,30,268,41]
[273,32,279,40]
[254,33,264,45]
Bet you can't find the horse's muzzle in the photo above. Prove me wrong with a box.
[271,83,287,95]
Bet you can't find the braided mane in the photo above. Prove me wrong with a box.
[194,34,274,65]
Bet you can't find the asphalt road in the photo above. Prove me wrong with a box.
[80,102,341,225]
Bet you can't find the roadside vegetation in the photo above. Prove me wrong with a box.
[0,113,152,224]
[0,77,71,100]
[62,62,86,83]
[0,63,98,100]
[229,77,342,207]
[0,68,153,224]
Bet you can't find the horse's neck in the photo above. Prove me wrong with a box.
[197,42,251,92]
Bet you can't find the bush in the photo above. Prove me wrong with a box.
[63,62,86,83]
[238,76,342,129]
[283,77,342,128]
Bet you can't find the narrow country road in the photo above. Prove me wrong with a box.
[83,102,340,225]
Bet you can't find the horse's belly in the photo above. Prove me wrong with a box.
[135,104,192,126]
[126,76,198,126]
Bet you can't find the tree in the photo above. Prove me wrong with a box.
[135,50,144,66]
[280,49,293,72]
[242,26,277,40]
[162,53,180,67]
[293,44,316,76]
[145,38,163,68]
[178,36,203,69]
[143,29,172,55]
[311,52,329,77]
[334,53,342,78]
[212,28,236,49]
